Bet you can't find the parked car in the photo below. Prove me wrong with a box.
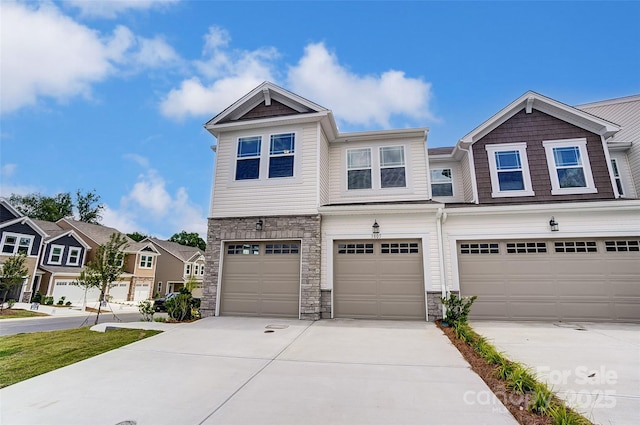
[153,292,180,312]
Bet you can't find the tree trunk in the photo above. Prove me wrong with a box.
[94,284,106,325]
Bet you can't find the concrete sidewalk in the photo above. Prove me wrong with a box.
[1,318,517,425]
[472,321,640,425]
[8,302,141,318]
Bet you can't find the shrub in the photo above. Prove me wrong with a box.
[506,365,536,394]
[44,296,54,305]
[495,358,517,381]
[138,300,155,322]
[57,296,66,306]
[7,299,16,309]
[65,301,72,306]
[547,403,591,425]
[154,316,167,322]
[165,293,192,321]
[528,383,554,415]
[440,293,477,326]
[31,292,42,303]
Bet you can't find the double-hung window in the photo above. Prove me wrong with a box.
[139,255,153,268]
[543,138,596,195]
[67,247,82,266]
[379,146,406,188]
[49,245,64,265]
[431,168,453,196]
[269,133,295,178]
[184,263,191,276]
[235,136,261,180]
[486,143,534,197]
[1,233,33,255]
[347,148,372,190]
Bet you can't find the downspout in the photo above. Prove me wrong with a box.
[436,207,448,318]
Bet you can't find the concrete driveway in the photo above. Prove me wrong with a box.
[1,317,517,425]
[472,321,640,425]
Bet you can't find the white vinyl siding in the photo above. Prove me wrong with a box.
[319,130,331,205]
[211,123,319,217]
[328,138,429,204]
[461,154,474,202]
[609,151,637,198]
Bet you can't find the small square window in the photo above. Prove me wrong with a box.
[431,169,453,197]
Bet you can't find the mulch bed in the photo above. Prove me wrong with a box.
[436,320,552,425]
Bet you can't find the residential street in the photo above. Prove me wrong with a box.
[0,312,145,336]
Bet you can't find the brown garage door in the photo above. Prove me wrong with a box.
[220,241,300,318]
[334,240,426,320]
[458,239,640,322]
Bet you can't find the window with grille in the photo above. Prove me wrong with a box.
[506,242,547,254]
[381,242,419,254]
[460,243,499,254]
[337,243,374,254]
[265,243,300,254]
[227,244,260,255]
[554,241,597,253]
[604,240,639,252]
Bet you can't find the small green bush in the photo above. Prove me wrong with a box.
[65,301,72,306]
[31,292,42,303]
[528,383,554,415]
[165,293,192,321]
[7,299,16,309]
[56,296,66,306]
[44,296,54,305]
[138,300,155,322]
[506,365,536,394]
[154,316,166,322]
[440,293,477,326]
[547,403,591,425]
[495,358,517,381]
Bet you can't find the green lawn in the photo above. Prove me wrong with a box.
[0,327,161,388]
[0,309,49,319]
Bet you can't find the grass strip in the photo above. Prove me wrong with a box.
[0,309,49,319]
[0,327,161,388]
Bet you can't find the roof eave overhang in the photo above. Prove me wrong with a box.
[333,128,429,144]
[205,111,332,138]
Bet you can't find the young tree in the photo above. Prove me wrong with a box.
[0,253,28,312]
[75,233,128,325]
[75,189,104,224]
[169,231,206,251]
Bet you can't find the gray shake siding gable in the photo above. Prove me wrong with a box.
[42,235,84,267]
[202,215,322,320]
[474,109,615,203]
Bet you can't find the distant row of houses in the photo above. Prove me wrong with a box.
[0,198,205,305]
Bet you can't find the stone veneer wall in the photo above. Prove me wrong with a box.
[320,289,332,319]
[426,290,459,322]
[202,215,322,320]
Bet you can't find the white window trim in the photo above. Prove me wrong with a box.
[543,138,597,195]
[231,129,302,186]
[430,168,455,198]
[343,144,411,195]
[1,232,34,256]
[486,142,535,198]
[184,263,191,276]
[48,244,65,265]
[66,247,82,266]
[139,254,153,269]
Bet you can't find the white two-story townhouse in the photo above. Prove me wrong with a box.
[202,82,640,323]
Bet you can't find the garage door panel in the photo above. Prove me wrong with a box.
[460,238,640,322]
[220,241,300,318]
[334,240,425,320]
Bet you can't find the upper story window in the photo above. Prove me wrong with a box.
[543,138,596,195]
[611,159,624,196]
[269,133,295,178]
[347,148,372,190]
[199,264,205,275]
[379,147,406,188]
[184,263,191,276]
[486,143,534,198]
[67,247,82,266]
[235,136,262,180]
[48,244,65,265]
[193,264,200,275]
[431,168,453,197]
[1,233,33,255]
[139,255,153,269]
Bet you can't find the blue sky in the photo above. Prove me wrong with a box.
[1,1,639,239]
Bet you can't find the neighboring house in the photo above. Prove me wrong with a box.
[32,219,93,304]
[201,82,640,323]
[145,237,205,298]
[57,219,160,302]
[0,198,46,302]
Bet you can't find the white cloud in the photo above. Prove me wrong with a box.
[160,31,434,129]
[1,164,18,178]
[0,2,181,114]
[65,0,180,19]
[103,156,207,238]
[288,43,435,128]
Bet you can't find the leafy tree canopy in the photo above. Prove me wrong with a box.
[9,190,104,224]
[169,231,206,251]
[127,232,148,242]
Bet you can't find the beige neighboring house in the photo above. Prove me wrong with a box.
[145,237,205,298]
[57,219,160,302]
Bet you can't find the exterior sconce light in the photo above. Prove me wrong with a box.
[256,219,263,231]
[549,217,559,232]
[372,220,380,239]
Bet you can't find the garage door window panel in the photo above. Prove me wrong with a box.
[506,242,547,254]
[265,243,299,254]
[554,241,597,253]
[460,243,499,254]
[605,240,640,252]
[381,242,419,254]
[338,243,374,254]
[227,244,260,255]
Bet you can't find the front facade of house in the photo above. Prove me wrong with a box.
[199,83,639,323]
[146,237,205,298]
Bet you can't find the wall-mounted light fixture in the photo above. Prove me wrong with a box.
[256,219,263,231]
[372,220,380,238]
[549,216,559,232]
